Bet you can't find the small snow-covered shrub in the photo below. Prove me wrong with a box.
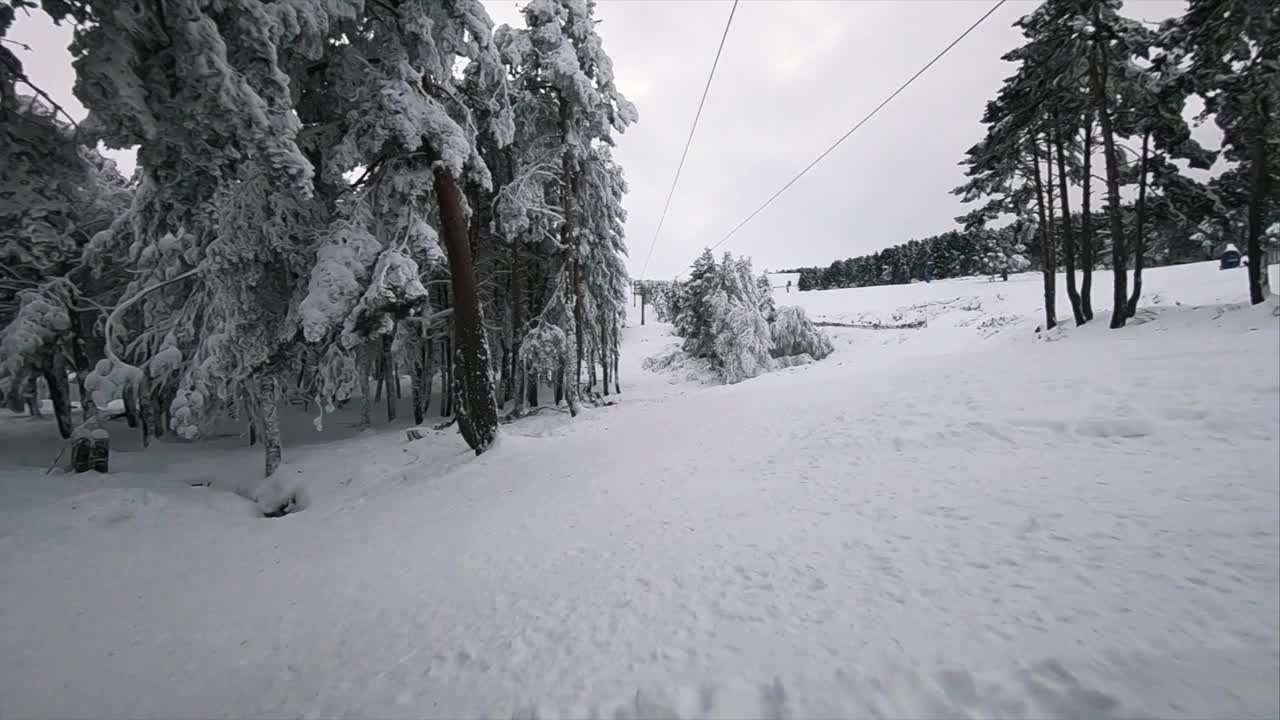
[710,289,774,384]
[520,322,571,386]
[769,305,833,360]
[641,346,719,385]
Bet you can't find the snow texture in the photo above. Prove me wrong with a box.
[0,261,1277,719]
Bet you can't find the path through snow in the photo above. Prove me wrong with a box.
[1,265,1277,718]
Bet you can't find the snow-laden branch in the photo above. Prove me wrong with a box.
[104,268,200,369]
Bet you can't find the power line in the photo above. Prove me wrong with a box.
[707,0,1008,253]
[638,0,739,281]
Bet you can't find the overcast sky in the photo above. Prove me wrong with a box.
[11,0,1191,279]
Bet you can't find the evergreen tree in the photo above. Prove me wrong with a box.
[1173,0,1279,303]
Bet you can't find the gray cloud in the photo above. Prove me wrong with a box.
[10,0,1191,280]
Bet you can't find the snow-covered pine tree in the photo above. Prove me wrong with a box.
[501,0,637,407]
[0,59,132,437]
[770,306,833,362]
[1172,0,1279,304]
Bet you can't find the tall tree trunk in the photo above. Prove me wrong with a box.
[382,334,396,423]
[526,370,538,409]
[67,307,96,423]
[573,259,585,394]
[1247,103,1271,304]
[1090,38,1129,329]
[42,353,72,439]
[1080,111,1095,321]
[510,227,526,408]
[559,97,585,410]
[259,374,282,478]
[1127,129,1152,317]
[554,364,564,407]
[601,321,611,397]
[613,325,621,396]
[432,159,498,454]
[412,325,432,425]
[1030,133,1057,330]
[360,350,373,429]
[1054,124,1085,326]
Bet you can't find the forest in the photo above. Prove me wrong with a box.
[1,0,638,492]
[788,0,1278,328]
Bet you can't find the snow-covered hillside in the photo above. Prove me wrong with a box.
[1,262,1277,718]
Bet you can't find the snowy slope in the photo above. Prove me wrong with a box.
[1,262,1277,718]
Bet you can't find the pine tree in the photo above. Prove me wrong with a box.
[1173,0,1279,303]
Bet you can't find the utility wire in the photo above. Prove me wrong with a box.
[707,0,1008,253]
[638,0,739,281]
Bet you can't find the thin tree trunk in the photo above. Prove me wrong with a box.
[122,381,140,428]
[1030,133,1057,330]
[587,346,596,395]
[558,97,586,409]
[510,227,526,407]
[553,363,564,407]
[259,374,282,478]
[432,159,498,454]
[1127,129,1152,317]
[360,351,373,429]
[68,308,96,423]
[601,322,611,397]
[42,354,73,439]
[383,334,396,423]
[1247,104,1271,304]
[23,374,40,417]
[1080,111,1095,321]
[1054,124,1085,326]
[1090,37,1129,329]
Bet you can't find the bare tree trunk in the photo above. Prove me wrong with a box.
[382,334,396,423]
[1247,103,1271,304]
[1090,38,1129,329]
[68,308,96,423]
[601,322,611,397]
[526,371,538,409]
[510,228,526,408]
[554,364,564,407]
[1127,129,1152,317]
[1030,133,1057,330]
[1054,124,1086,326]
[360,350,373,430]
[42,354,73,439]
[432,159,498,454]
[259,374,282,478]
[1080,110,1095,321]
[122,381,140,428]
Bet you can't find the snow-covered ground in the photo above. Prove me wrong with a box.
[1,262,1277,718]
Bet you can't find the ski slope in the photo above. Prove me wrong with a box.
[1,262,1277,718]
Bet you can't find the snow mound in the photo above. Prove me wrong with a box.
[641,345,719,386]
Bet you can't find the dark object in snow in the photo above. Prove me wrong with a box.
[1035,325,1043,334]
[1220,245,1242,270]
[90,429,110,473]
[71,435,92,474]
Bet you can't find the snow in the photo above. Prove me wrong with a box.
[1,261,1277,718]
